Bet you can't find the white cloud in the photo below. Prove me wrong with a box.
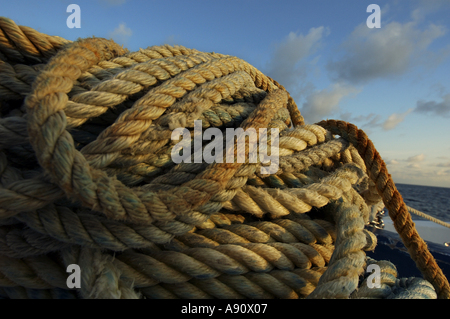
[387,159,399,165]
[388,164,450,187]
[436,169,450,176]
[412,0,450,21]
[382,108,413,130]
[301,83,360,123]
[414,93,450,117]
[108,23,132,46]
[393,153,425,170]
[340,112,383,129]
[407,153,425,163]
[265,27,329,91]
[327,18,447,84]
[407,163,421,169]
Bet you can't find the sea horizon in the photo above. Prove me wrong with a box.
[395,182,450,190]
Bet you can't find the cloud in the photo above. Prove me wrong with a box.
[108,23,132,46]
[412,0,450,21]
[405,154,424,169]
[266,27,329,91]
[340,112,383,129]
[387,159,399,165]
[327,18,447,84]
[387,152,450,187]
[436,161,450,168]
[382,108,413,130]
[407,153,425,163]
[301,83,360,123]
[436,169,450,176]
[414,93,450,117]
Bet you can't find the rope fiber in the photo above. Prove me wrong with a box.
[0,16,448,299]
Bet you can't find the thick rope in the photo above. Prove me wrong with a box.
[0,208,336,257]
[0,17,71,65]
[0,219,334,298]
[307,200,368,298]
[0,17,445,299]
[23,38,286,229]
[317,120,450,299]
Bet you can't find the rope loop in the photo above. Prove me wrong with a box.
[0,17,447,299]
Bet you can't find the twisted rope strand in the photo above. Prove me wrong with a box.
[406,205,450,229]
[307,200,367,299]
[317,119,450,299]
[0,17,444,299]
[23,44,288,234]
[0,17,71,64]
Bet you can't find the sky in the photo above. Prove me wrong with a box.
[2,0,450,188]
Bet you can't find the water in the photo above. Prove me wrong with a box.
[395,183,450,222]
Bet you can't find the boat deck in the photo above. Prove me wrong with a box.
[367,220,450,279]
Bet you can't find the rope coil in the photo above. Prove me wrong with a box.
[0,16,448,299]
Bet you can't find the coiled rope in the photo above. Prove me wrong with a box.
[0,16,448,299]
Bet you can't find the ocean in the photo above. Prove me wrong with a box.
[395,183,450,222]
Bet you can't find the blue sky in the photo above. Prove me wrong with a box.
[3,0,450,187]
